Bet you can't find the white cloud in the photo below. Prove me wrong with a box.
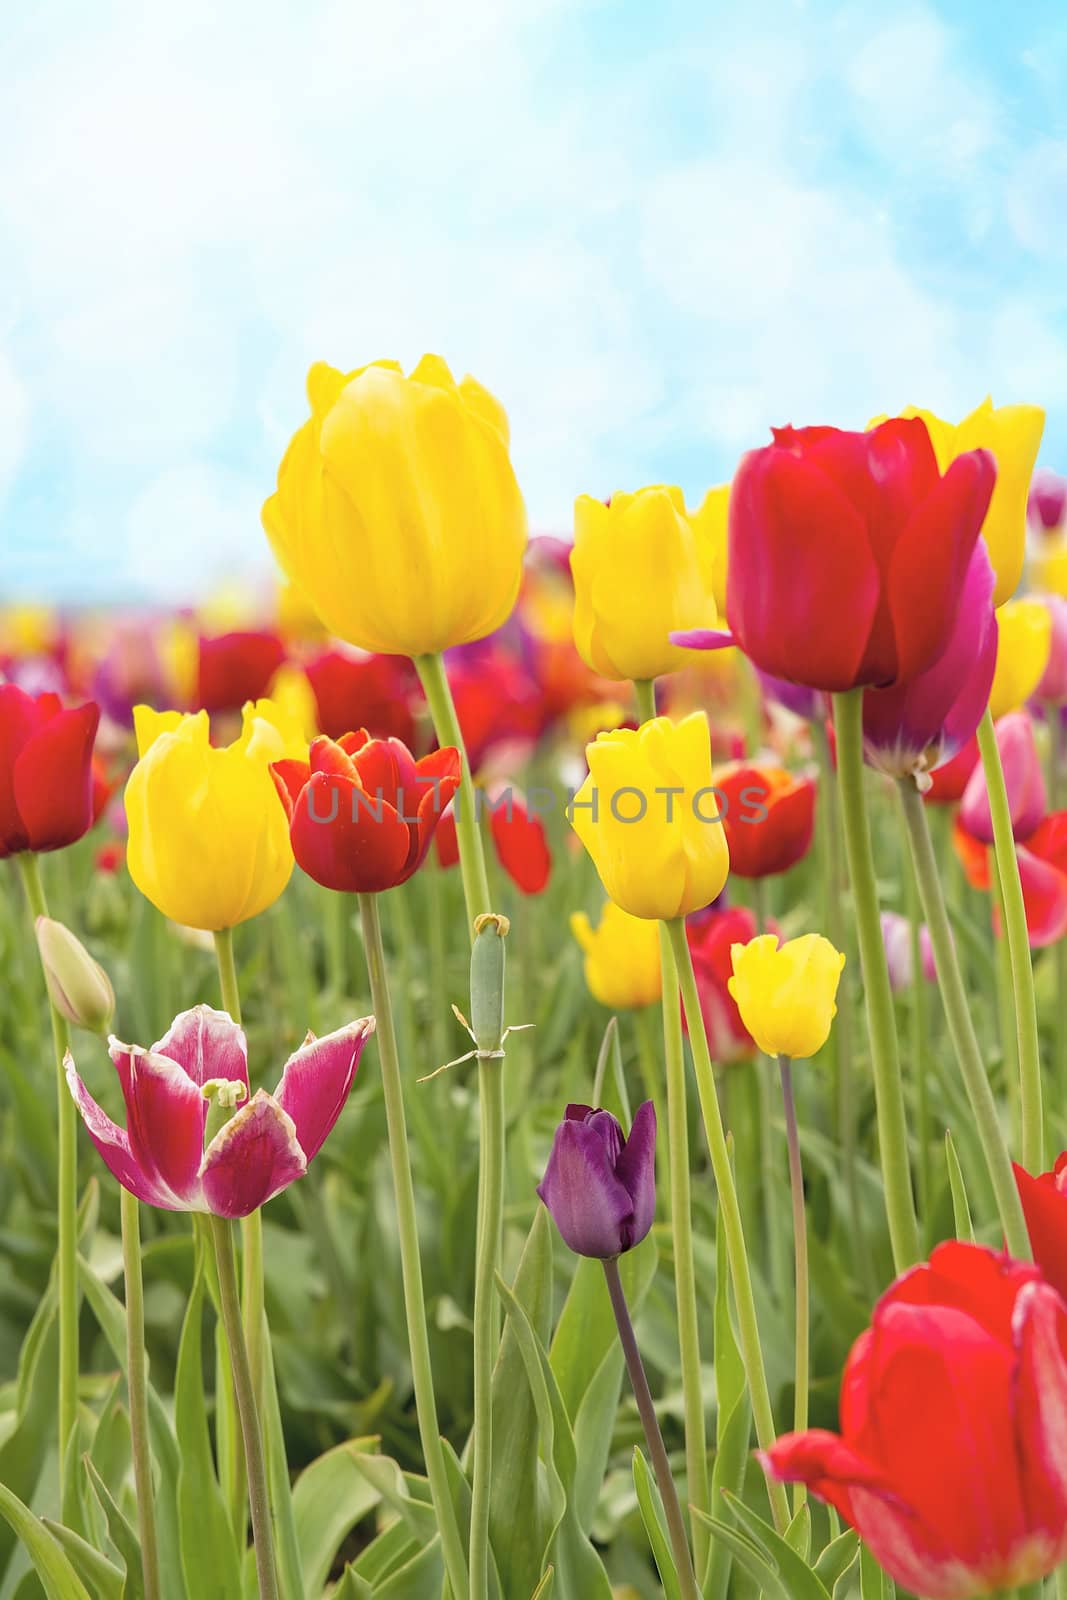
[123,465,266,600]
[0,351,29,508]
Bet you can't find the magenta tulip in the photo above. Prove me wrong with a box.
[1035,595,1067,704]
[959,712,1046,845]
[1028,468,1067,536]
[537,1102,656,1258]
[862,541,998,787]
[66,1004,373,1217]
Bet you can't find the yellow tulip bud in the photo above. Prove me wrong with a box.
[263,356,528,656]
[569,713,730,921]
[125,698,302,931]
[894,399,1045,606]
[571,486,721,681]
[35,917,115,1035]
[571,902,663,1010]
[727,933,845,1059]
[987,598,1052,720]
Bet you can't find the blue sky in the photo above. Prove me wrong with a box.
[3,0,1067,603]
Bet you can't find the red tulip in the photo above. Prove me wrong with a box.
[66,1005,373,1216]
[435,789,552,895]
[0,685,100,858]
[196,630,286,713]
[1015,1152,1067,1304]
[924,735,980,804]
[716,763,815,879]
[677,419,995,693]
[305,649,420,747]
[685,906,762,1061]
[273,731,460,894]
[761,1240,1067,1598]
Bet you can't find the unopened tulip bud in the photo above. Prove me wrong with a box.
[35,917,116,1034]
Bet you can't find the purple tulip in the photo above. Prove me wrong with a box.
[959,711,1046,845]
[756,669,825,723]
[537,1101,656,1258]
[1029,469,1067,536]
[861,540,998,788]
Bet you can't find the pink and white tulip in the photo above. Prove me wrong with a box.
[66,1004,374,1217]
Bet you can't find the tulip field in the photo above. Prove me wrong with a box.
[5,367,1067,1600]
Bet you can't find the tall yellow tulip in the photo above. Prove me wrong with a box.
[987,598,1052,720]
[569,712,729,920]
[571,901,663,1009]
[262,356,528,656]
[125,699,305,931]
[897,399,1045,606]
[571,487,721,681]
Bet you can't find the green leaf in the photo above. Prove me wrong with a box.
[344,1455,436,1547]
[630,1447,681,1600]
[256,1325,305,1600]
[488,1206,555,1599]
[333,1566,374,1599]
[945,1131,976,1243]
[173,1258,242,1600]
[706,1195,751,1600]
[0,1297,57,1584]
[0,1483,91,1600]
[695,1492,834,1600]
[690,1513,790,1600]
[291,1438,379,1597]
[495,1271,613,1600]
[82,1456,143,1600]
[347,1521,418,1587]
[859,1541,889,1599]
[39,1522,123,1600]
[528,1569,554,1600]
[785,1502,811,1561]
[812,1527,860,1591]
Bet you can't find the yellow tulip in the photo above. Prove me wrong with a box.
[262,355,528,656]
[728,933,844,1059]
[571,901,663,1009]
[569,712,730,921]
[266,662,319,742]
[125,698,305,931]
[987,598,1052,720]
[689,483,730,615]
[1031,539,1067,599]
[571,486,721,681]
[895,399,1045,606]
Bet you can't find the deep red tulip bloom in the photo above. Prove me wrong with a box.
[447,645,543,771]
[537,1101,656,1258]
[677,419,995,693]
[716,763,814,879]
[273,731,460,894]
[0,686,100,859]
[1015,1153,1067,1305]
[924,734,980,804]
[761,1240,1067,1598]
[305,649,420,747]
[487,789,551,895]
[863,541,998,786]
[196,630,286,714]
[685,905,763,1061]
[66,1005,373,1217]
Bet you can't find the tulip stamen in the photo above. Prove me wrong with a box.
[202,1077,249,1147]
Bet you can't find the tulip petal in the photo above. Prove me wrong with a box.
[1012,1279,1067,1553]
[271,759,311,821]
[727,447,880,691]
[0,685,45,854]
[536,1119,634,1258]
[151,1005,249,1092]
[288,772,413,893]
[273,1016,373,1162]
[758,1428,891,1523]
[13,701,100,853]
[1015,1163,1067,1305]
[669,628,735,651]
[64,1052,181,1209]
[117,1047,208,1207]
[616,1100,656,1248]
[200,1090,307,1217]
[489,793,551,894]
[1015,839,1067,948]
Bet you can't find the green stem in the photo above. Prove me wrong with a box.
[602,1259,699,1600]
[978,707,1043,1172]
[211,929,257,1527]
[1052,713,1067,1142]
[358,894,470,1600]
[900,800,932,1243]
[415,652,492,927]
[414,650,498,1600]
[17,853,79,1489]
[209,1215,280,1600]
[751,881,787,1300]
[665,918,790,1533]
[657,925,709,1575]
[897,780,1031,1258]
[811,718,870,1295]
[777,1055,809,1514]
[121,1188,161,1600]
[831,691,921,1271]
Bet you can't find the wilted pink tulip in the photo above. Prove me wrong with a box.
[66,1005,373,1216]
